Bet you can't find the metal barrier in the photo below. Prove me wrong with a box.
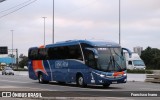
[145,74,160,83]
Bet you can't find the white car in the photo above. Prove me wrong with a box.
[2,67,14,75]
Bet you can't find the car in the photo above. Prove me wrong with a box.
[2,67,14,75]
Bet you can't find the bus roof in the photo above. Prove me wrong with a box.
[46,40,120,48]
[29,40,120,49]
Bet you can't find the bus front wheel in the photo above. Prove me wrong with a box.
[76,75,87,87]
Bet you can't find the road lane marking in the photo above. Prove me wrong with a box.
[0,79,59,91]
[140,88,160,91]
[0,79,32,84]
[0,86,20,88]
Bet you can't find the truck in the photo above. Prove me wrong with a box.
[125,52,146,70]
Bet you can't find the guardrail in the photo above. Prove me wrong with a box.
[145,74,160,83]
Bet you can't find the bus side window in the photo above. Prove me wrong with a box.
[84,50,96,68]
[48,47,58,60]
[128,61,132,65]
[48,45,83,60]
[38,48,48,60]
[68,45,83,61]
[29,49,38,60]
[48,47,69,60]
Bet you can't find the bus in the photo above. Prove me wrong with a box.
[28,40,131,87]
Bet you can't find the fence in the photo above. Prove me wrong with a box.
[145,70,160,83]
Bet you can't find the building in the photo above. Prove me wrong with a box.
[133,46,143,56]
[0,57,16,64]
[0,55,16,69]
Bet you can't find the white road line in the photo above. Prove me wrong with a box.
[0,79,58,91]
[0,79,31,84]
[140,88,160,91]
[0,86,20,88]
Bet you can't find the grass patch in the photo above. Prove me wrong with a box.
[145,70,154,74]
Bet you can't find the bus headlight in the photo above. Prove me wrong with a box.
[92,71,105,78]
[123,73,127,76]
[100,74,105,77]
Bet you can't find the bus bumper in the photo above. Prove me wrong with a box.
[89,70,127,85]
[90,75,127,85]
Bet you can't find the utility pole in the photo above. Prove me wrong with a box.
[16,49,18,69]
[11,30,14,67]
[53,0,54,44]
[42,17,47,46]
[119,0,121,45]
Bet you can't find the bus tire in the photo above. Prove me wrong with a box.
[103,84,110,88]
[38,73,49,84]
[57,81,66,85]
[76,75,87,87]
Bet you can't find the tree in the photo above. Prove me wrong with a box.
[18,55,28,68]
[141,47,160,69]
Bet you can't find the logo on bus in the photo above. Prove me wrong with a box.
[55,61,68,68]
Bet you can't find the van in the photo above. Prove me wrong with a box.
[125,52,146,70]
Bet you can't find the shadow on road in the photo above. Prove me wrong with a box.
[38,81,123,90]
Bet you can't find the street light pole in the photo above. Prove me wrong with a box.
[53,0,54,44]
[119,0,121,45]
[42,17,47,46]
[11,30,14,67]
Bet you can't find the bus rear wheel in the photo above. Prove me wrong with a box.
[38,73,49,84]
[76,75,87,87]
[103,84,110,88]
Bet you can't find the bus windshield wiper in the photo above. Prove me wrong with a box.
[113,49,124,60]
[112,55,123,71]
[106,56,112,71]
[105,48,123,72]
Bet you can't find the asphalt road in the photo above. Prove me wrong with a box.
[0,73,160,100]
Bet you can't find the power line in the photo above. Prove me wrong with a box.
[0,0,37,19]
[0,0,5,3]
[0,0,32,13]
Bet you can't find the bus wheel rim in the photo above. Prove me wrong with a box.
[79,77,83,85]
[39,75,42,82]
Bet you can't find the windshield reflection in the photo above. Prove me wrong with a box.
[96,47,126,72]
[133,60,145,66]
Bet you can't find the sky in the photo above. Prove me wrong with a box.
[0,0,160,56]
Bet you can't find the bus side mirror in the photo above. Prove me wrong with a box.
[84,48,98,67]
[85,48,98,59]
[122,48,132,58]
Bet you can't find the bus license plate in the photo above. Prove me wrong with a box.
[112,81,117,84]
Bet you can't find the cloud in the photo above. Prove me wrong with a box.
[0,0,160,55]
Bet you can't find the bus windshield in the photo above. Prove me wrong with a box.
[96,47,126,72]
